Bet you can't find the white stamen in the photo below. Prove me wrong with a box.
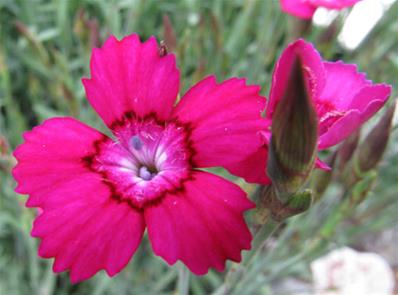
[139,166,153,181]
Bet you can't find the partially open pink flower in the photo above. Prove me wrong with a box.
[280,0,361,19]
[12,34,267,282]
[226,39,391,184]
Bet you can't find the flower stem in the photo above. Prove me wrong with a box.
[245,218,280,264]
[177,263,190,295]
[212,218,280,295]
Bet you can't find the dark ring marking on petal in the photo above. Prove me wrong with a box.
[82,111,197,211]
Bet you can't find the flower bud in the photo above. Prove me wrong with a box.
[162,14,177,52]
[357,101,396,173]
[338,130,360,170]
[259,186,313,222]
[73,9,100,49]
[0,135,14,172]
[267,57,318,201]
[0,135,9,156]
[351,170,377,204]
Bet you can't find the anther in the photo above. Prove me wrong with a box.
[139,166,153,181]
[131,135,143,150]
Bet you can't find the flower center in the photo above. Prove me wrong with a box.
[88,116,192,208]
[138,165,157,181]
[127,134,162,180]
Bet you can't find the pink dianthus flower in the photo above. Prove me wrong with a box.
[12,34,267,282]
[280,0,361,19]
[226,39,391,184]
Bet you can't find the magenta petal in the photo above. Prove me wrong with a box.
[13,117,104,201]
[13,117,145,282]
[173,76,267,168]
[310,0,360,9]
[280,0,317,19]
[224,146,271,184]
[83,34,179,127]
[33,178,145,283]
[349,84,391,113]
[224,130,272,184]
[145,171,254,274]
[318,109,362,149]
[320,62,371,110]
[319,85,391,149]
[267,39,326,118]
[281,0,359,19]
[315,158,331,171]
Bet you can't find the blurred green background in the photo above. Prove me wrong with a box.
[0,0,397,294]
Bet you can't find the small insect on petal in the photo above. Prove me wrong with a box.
[159,40,168,57]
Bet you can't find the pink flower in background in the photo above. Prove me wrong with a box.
[226,39,391,184]
[13,34,267,282]
[280,0,361,19]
